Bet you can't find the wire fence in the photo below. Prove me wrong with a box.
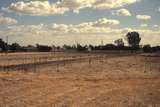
[0,52,159,74]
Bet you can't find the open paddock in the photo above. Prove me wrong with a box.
[0,52,159,107]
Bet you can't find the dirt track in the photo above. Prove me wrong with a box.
[0,52,160,107]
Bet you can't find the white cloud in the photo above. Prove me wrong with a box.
[0,16,17,25]
[136,15,151,20]
[112,8,131,16]
[140,24,148,27]
[50,18,120,33]
[6,0,138,16]
[2,18,120,36]
[1,18,159,46]
[154,25,159,28]
[23,0,48,1]
[58,0,95,13]
[0,13,4,16]
[6,1,69,16]
[92,18,120,27]
[91,0,138,10]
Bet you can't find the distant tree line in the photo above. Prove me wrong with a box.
[0,32,159,53]
[36,44,52,52]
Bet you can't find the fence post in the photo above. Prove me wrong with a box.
[56,63,59,72]
[6,56,9,74]
[34,57,37,73]
[144,57,147,73]
[89,58,91,72]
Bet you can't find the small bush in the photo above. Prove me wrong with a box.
[143,45,152,53]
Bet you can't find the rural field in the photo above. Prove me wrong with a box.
[0,52,160,107]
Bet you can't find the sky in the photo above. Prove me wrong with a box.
[0,0,160,46]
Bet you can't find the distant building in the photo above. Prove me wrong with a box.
[87,47,92,52]
[24,45,37,52]
[51,45,64,52]
[51,45,58,52]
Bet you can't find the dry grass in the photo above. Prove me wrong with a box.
[0,52,159,107]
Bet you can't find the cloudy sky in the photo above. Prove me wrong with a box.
[0,0,160,46]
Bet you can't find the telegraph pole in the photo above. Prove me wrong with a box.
[101,40,104,46]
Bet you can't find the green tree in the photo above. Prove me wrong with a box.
[10,43,21,52]
[143,44,152,53]
[126,31,141,48]
[0,38,8,51]
[114,39,124,47]
[76,44,87,51]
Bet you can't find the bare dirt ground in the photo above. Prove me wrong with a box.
[0,52,159,107]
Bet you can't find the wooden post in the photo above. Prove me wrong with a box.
[56,63,59,72]
[144,57,147,73]
[34,57,37,73]
[89,58,91,72]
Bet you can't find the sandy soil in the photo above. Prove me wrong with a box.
[0,52,159,107]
